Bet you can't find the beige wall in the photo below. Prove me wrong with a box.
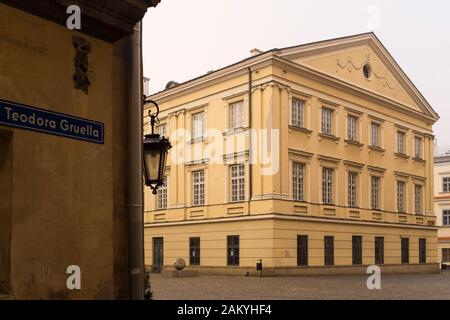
[0,4,130,299]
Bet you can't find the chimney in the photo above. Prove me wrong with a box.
[143,77,150,97]
[250,48,262,56]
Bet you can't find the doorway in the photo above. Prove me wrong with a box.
[152,237,164,273]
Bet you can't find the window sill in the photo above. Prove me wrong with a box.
[413,157,426,163]
[223,127,247,136]
[318,133,340,142]
[289,125,312,135]
[344,140,364,148]
[186,137,207,144]
[368,145,385,153]
[395,152,410,159]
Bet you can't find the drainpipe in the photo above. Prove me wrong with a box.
[247,67,253,214]
[127,21,144,300]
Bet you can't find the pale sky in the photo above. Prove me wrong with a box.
[143,0,450,149]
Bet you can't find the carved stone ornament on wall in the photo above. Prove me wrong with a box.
[336,53,395,90]
[73,36,92,94]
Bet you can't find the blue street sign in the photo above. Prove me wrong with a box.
[0,99,104,144]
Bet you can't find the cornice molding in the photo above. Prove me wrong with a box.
[144,212,438,231]
[2,0,158,43]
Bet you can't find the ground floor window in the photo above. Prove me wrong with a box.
[419,238,426,264]
[375,237,384,265]
[401,238,409,264]
[297,235,308,266]
[227,235,240,266]
[324,236,334,266]
[352,236,362,265]
[443,249,450,263]
[189,237,200,266]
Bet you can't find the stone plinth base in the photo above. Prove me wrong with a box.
[162,270,199,278]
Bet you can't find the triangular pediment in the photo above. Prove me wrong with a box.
[277,33,438,120]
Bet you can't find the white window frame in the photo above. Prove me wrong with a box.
[397,131,406,154]
[443,177,450,193]
[348,171,358,207]
[192,112,204,140]
[192,170,205,206]
[371,122,380,147]
[322,168,334,204]
[414,184,422,215]
[321,108,333,135]
[397,181,406,213]
[371,176,380,210]
[156,123,167,138]
[347,115,358,141]
[292,162,305,201]
[291,99,305,128]
[414,137,422,159]
[157,176,168,209]
[230,164,245,203]
[229,101,243,129]
[443,210,450,226]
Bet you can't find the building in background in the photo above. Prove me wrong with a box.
[434,154,450,266]
[0,0,158,299]
[144,33,440,276]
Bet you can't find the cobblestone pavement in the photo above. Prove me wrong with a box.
[151,271,450,300]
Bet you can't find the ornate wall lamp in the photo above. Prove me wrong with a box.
[143,99,172,194]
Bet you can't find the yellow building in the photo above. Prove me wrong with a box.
[144,33,440,275]
[434,154,450,266]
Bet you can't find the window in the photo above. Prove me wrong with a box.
[348,172,358,207]
[347,116,357,141]
[192,112,204,140]
[322,168,334,205]
[157,176,167,209]
[415,185,422,215]
[401,238,409,264]
[230,164,245,202]
[192,170,205,206]
[375,237,384,265]
[227,235,239,266]
[292,99,304,127]
[443,248,450,263]
[414,137,422,159]
[352,236,363,265]
[363,63,372,79]
[371,123,380,147]
[397,131,405,154]
[292,162,304,201]
[443,210,450,226]
[419,238,426,264]
[321,108,332,134]
[371,176,380,210]
[443,177,450,193]
[397,181,406,213]
[156,123,167,138]
[189,237,200,266]
[324,236,334,266]
[297,235,308,267]
[230,101,243,129]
